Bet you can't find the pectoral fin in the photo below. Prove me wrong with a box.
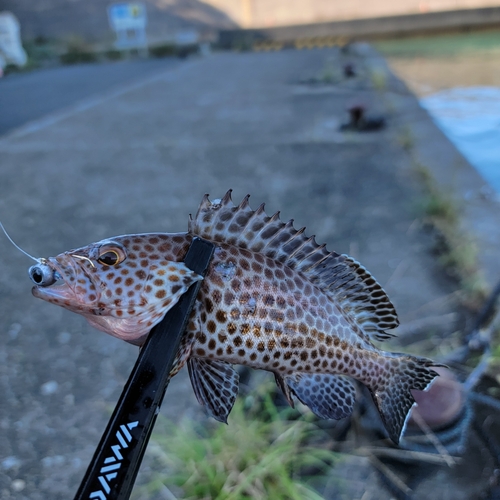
[188,357,239,423]
[284,373,356,420]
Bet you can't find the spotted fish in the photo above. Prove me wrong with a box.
[29,191,441,443]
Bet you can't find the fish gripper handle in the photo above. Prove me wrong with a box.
[74,237,215,500]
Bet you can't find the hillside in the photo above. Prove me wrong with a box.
[0,0,237,43]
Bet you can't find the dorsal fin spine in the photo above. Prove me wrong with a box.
[221,189,233,206]
[255,203,265,216]
[238,194,251,210]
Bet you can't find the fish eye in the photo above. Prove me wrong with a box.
[96,244,127,267]
[98,250,121,266]
[29,264,56,286]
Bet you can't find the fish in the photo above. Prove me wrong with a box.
[28,190,441,444]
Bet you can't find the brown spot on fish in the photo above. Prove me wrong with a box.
[205,297,214,314]
[306,337,316,348]
[224,291,235,305]
[280,338,289,349]
[216,310,227,323]
[251,261,262,273]
[231,279,241,292]
[227,323,237,334]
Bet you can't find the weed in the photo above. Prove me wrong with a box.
[105,49,123,61]
[149,43,176,58]
[370,68,387,91]
[413,162,488,308]
[134,384,339,499]
[319,61,337,84]
[397,127,414,152]
[60,36,97,65]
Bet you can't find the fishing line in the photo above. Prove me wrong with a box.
[0,221,41,263]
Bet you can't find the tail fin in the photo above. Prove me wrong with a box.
[370,354,442,444]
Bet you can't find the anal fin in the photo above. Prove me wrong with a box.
[284,373,356,420]
[188,357,239,423]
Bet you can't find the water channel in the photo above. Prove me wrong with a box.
[375,30,500,193]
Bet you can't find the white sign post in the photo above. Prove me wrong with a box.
[0,11,27,70]
[107,3,147,51]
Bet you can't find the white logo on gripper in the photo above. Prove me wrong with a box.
[89,421,139,499]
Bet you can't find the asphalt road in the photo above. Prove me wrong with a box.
[0,58,181,136]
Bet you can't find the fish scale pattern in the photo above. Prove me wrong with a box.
[191,241,377,378]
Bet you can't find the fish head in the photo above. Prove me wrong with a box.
[30,233,201,345]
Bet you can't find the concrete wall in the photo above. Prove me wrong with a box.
[206,0,500,28]
[218,6,500,48]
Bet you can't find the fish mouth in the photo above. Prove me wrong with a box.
[31,257,85,304]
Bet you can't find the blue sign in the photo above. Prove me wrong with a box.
[107,3,147,49]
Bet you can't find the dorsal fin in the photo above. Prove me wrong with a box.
[188,191,399,340]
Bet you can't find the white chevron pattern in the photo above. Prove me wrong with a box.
[89,421,139,499]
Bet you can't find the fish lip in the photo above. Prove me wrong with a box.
[31,256,81,302]
[31,257,74,299]
[32,254,108,312]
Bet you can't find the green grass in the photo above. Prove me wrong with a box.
[369,67,388,91]
[397,127,414,152]
[375,29,500,59]
[413,162,488,308]
[134,384,340,499]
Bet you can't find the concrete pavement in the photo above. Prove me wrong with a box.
[0,48,498,499]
